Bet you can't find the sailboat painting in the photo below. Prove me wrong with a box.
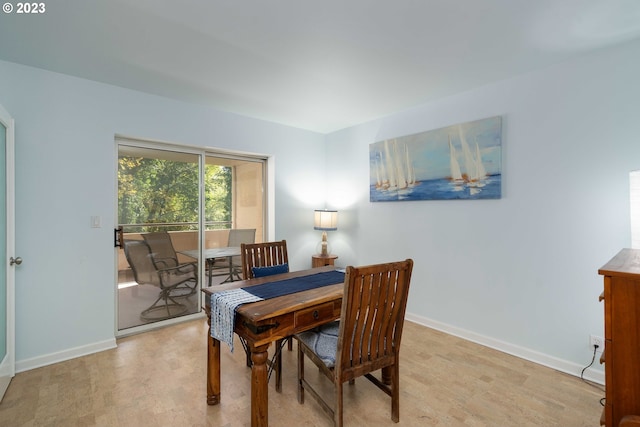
[370,116,502,202]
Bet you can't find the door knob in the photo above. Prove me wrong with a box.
[9,256,22,266]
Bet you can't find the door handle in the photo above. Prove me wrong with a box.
[114,226,124,248]
[9,256,22,266]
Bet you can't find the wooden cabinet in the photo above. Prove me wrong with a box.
[312,254,338,268]
[598,249,640,426]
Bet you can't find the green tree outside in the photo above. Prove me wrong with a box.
[118,156,231,232]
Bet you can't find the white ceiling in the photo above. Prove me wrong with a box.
[1,0,639,133]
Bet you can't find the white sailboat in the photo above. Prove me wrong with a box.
[458,125,488,187]
[458,126,476,182]
[474,140,487,188]
[373,138,418,197]
[448,135,465,190]
[404,143,417,187]
[375,152,390,190]
[449,135,463,180]
[392,139,408,191]
[374,154,382,188]
[383,140,398,191]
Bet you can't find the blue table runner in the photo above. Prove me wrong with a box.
[210,270,345,351]
[242,270,345,299]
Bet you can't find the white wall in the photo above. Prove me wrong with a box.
[2,38,639,381]
[325,39,640,381]
[0,60,327,369]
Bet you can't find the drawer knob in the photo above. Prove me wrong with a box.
[313,310,319,319]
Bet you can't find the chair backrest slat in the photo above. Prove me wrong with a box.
[336,260,413,378]
[368,271,386,358]
[240,240,288,280]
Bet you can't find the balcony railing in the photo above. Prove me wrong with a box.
[118,221,233,233]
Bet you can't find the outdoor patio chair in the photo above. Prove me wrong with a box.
[142,231,197,295]
[123,239,198,320]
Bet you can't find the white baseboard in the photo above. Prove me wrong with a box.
[15,338,117,373]
[15,312,206,373]
[406,312,605,385]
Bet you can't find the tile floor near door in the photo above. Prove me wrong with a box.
[0,319,604,426]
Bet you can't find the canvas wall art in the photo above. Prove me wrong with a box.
[369,116,502,202]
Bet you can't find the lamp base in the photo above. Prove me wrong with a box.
[316,231,331,256]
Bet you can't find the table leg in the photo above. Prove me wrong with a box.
[250,343,271,427]
[207,322,221,405]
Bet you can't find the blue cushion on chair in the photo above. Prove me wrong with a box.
[297,321,340,368]
[252,263,289,278]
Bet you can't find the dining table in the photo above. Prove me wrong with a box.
[201,265,345,427]
[180,246,241,286]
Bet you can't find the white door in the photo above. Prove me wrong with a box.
[0,103,15,401]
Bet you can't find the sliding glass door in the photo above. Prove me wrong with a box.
[204,154,264,241]
[116,140,266,333]
[117,145,202,331]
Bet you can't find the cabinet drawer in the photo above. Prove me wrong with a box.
[295,302,336,328]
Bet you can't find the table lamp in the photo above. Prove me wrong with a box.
[314,209,337,256]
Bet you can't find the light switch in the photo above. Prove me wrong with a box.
[91,215,101,228]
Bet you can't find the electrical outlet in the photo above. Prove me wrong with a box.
[590,334,604,350]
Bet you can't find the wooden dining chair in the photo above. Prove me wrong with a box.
[296,259,414,426]
[240,239,290,391]
[240,239,289,280]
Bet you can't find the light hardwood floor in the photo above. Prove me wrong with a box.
[0,319,604,426]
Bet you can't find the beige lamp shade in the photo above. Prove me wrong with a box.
[314,210,337,256]
[314,210,338,231]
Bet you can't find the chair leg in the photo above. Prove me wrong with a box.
[274,339,283,392]
[287,336,293,351]
[240,338,252,368]
[334,381,343,427]
[391,363,399,422]
[297,345,305,403]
